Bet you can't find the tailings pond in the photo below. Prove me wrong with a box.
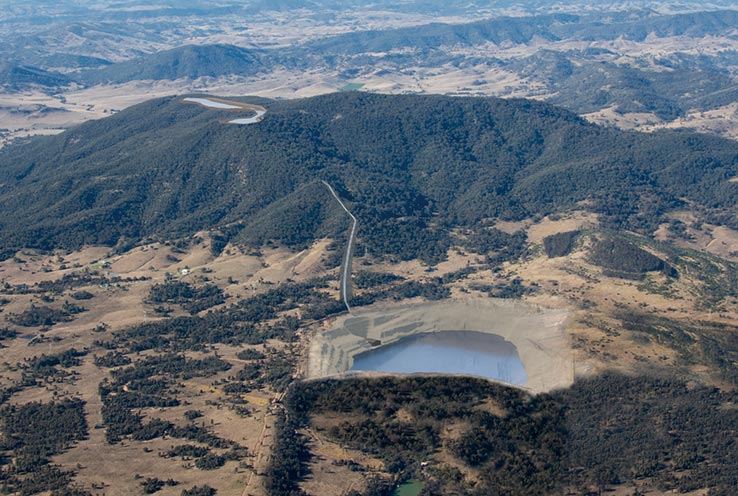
[350,330,527,385]
[307,299,573,393]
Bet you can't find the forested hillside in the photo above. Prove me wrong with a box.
[82,44,266,84]
[1,92,738,261]
[0,64,71,90]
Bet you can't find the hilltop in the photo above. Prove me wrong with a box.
[0,64,71,91]
[1,92,738,262]
[81,44,266,84]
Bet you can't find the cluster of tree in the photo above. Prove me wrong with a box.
[299,10,738,60]
[353,271,405,289]
[140,477,178,494]
[148,280,225,315]
[590,236,674,279]
[1,272,148,296]
[105,280,339,354]
[543,230,580,258]
[93,351,131,368]
[513,49,738,120]
[82,44,263,85]
[235,351,295,393]
[235,348,265,361]
[617,310,738,387]
[3,466,87,496]
[288,373,738,494]
[194,453,226,470]
[161,441,247,470]
[168,447,236,473]
[356,217,451,265]
[237,181,351,252]
[164,444,210,459]
[560,373,738,494]
[61,300,87,315]
[99,353,231,444]
[180,486,216,496]
[19,348,87,388]
[469,278,532,299]
[0,327,18,343]
[289,377,524,477]
[70,290,94,300]
[0,399,88,495]
[600,231,738,311]
[7,304,74,327]
[352,279,451,307]
[462,228,528,263]
[668,244,738,311]
[265,410,310,496]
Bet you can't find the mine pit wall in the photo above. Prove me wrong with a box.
[307,299,573,394]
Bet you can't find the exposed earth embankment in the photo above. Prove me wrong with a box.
[307,298,572,393]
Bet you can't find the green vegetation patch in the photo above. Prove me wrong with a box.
[1,273,148,296]
[265,410,309,496]
[180,485,216,496]
[108,279,339,354]
[100,354,233,444]
[19,348,87,388]
[287,374,738,495]
[393,480,423,496]
[590,236,671,279]
[148,279,226,314]
[543,230,580,258]
[0,327,18,342]
[7,304,75,327]
[462,228,528,264]
[0,398,88,495]
[354,271,405,289]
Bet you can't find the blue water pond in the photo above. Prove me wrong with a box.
[350,330,527,385]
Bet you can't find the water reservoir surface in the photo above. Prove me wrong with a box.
[182,97,241,109]
[350,330,527,385]
[393,480,423,496]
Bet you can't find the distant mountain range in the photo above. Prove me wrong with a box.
[1,92,737,262]
[508,50,738,120]
[2,8,729,130]
[11,9,738,81]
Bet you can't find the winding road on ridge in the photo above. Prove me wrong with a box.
[321,180,357,314]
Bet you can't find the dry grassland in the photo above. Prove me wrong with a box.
[2,207,738,494]
[0,235,336,495]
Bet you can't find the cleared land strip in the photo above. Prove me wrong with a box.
[321,180,358,314]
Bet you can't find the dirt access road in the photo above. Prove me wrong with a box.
[321,180,358,314]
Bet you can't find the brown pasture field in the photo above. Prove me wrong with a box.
[0,235,333,495]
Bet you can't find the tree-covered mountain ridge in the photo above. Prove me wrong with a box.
[1,91,738,262]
